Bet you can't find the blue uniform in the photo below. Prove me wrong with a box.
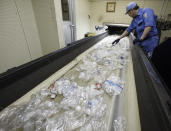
[126,8,159,57]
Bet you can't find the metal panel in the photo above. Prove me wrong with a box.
[62,0,76,45]
[63,21,72,44]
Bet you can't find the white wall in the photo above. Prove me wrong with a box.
[89,0,171,29]
[0,0,43,73]
[15,0,43,60]
[144,0,171,18]
[75,0,92,40]
[31,0,62,55]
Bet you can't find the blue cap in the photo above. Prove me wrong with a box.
[126,2,137,14]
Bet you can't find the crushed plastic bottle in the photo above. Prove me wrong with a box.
[64,110,87,130]
[43,115,66,131]
[113,116,126,131]
[103,74,124,96]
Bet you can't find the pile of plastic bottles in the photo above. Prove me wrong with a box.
[0,77,107,131]
[0,36,129,131]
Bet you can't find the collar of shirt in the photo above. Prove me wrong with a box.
[136,8,143,17]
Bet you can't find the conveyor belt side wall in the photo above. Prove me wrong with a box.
[0,32,108,110]
[132,43,171,131]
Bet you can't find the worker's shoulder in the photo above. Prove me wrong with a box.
[142,7,154,13]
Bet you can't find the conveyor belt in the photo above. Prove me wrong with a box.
[0,25,171,130]
[0,35,141,131]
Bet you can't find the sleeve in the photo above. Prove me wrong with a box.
[143,8,155,27]
[126,20,135,33]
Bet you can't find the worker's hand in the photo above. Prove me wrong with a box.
[112,38,120,46]
[133,38,143,44]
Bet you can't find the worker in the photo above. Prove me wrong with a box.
[112,2,159,58]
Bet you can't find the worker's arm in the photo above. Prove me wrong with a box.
[112,21,134,45]
[119,30,129,39]
[140,26,152,40]
[112,30,130,45]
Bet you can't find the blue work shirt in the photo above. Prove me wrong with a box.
[126,8,158,55]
